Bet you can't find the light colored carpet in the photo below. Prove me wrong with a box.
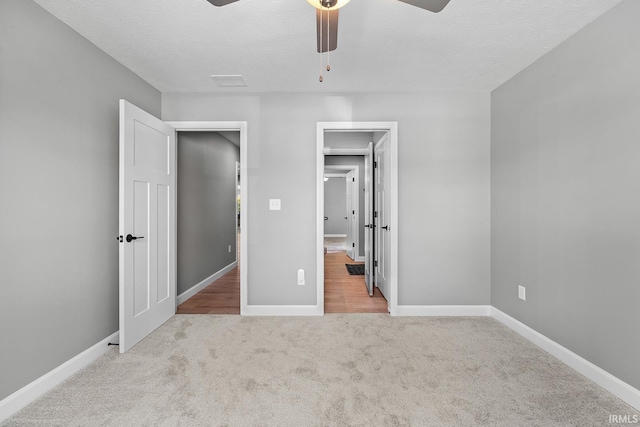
[3,315,638,426]
[324,236,347,253]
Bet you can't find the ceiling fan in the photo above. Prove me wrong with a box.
[206,0,451,81]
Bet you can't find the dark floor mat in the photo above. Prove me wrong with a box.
[345,264,365,275]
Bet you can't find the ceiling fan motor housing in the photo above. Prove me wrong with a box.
[320,0,339,8]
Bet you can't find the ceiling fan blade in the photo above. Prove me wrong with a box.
[397,0,451,13]
[316,8,339,53]
[206,0,239,6]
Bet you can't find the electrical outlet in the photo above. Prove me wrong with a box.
[518,285,526,301]
[297,269,305,286]
[269,199,281,210]
[228,245,231,253]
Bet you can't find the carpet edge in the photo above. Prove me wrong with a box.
[0,331,118,423]
[491,307,640,411]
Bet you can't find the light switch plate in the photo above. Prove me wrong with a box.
[269,199,281,210]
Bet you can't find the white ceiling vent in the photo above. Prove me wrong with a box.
[210,75,247,87]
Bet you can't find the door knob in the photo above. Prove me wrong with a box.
[126,234,144,242]
[381,226,389,231]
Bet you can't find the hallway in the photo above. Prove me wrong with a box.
[176,265,240,314]
[324,251,388,313]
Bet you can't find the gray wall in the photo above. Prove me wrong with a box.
[491,0,640,390]
[178,132,240,295]
[162,92,491,306]
[0,0,160,400]
[324,177,347,235]
[325,156,366,258]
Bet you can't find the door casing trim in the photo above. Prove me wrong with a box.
[316,122,398,315]
[166,121,248,314]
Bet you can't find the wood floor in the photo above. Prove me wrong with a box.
[177,266,240,314]
[177,251,388,314]
[324,251,388,313]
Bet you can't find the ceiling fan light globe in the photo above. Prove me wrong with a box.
[306,0,351,10]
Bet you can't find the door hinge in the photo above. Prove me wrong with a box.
[352,243,355,248]
[374,260,378,267]
[352,177,355,182]
[352,210,355,215]
[374,211,378,218]
[374,161,377,168]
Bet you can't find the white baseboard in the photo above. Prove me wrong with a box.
[491,307,640,411]
[241,305,323,316]
[4,305,637,423]
[323,234,346,238]
[395,305,491,317]
[177,261,237,305]
[0,331,118,423]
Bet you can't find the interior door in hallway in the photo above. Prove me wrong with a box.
[119,100,176,353]
[346,169,356,260]
[364,142,374,295]
[375,134,390,300]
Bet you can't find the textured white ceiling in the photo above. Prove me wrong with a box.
[32,0,622,93]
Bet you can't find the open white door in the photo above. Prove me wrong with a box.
[363,142,374,295]
[375,134,390,300]
[119,100,176,353]
[345,170,355,260]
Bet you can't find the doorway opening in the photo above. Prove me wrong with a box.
[167,122,248,315]
[317,122,399,315]
[173,131,241,314]
[324,150,386,313]
[324,164,359,260]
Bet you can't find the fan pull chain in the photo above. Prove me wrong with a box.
[319,4,324,82]
[326,6,331,72]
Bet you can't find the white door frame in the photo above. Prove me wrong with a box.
[316,122,398,315]
[324,165,360,259]
[235,160,240,264]
[166,121,248,315]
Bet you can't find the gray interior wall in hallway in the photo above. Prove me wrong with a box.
[162,92,490,306]
[178,132,240,295]
[491,0,640,390]
[325,156,366,258]
[0,0,161,400]
[324,178,347,235]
